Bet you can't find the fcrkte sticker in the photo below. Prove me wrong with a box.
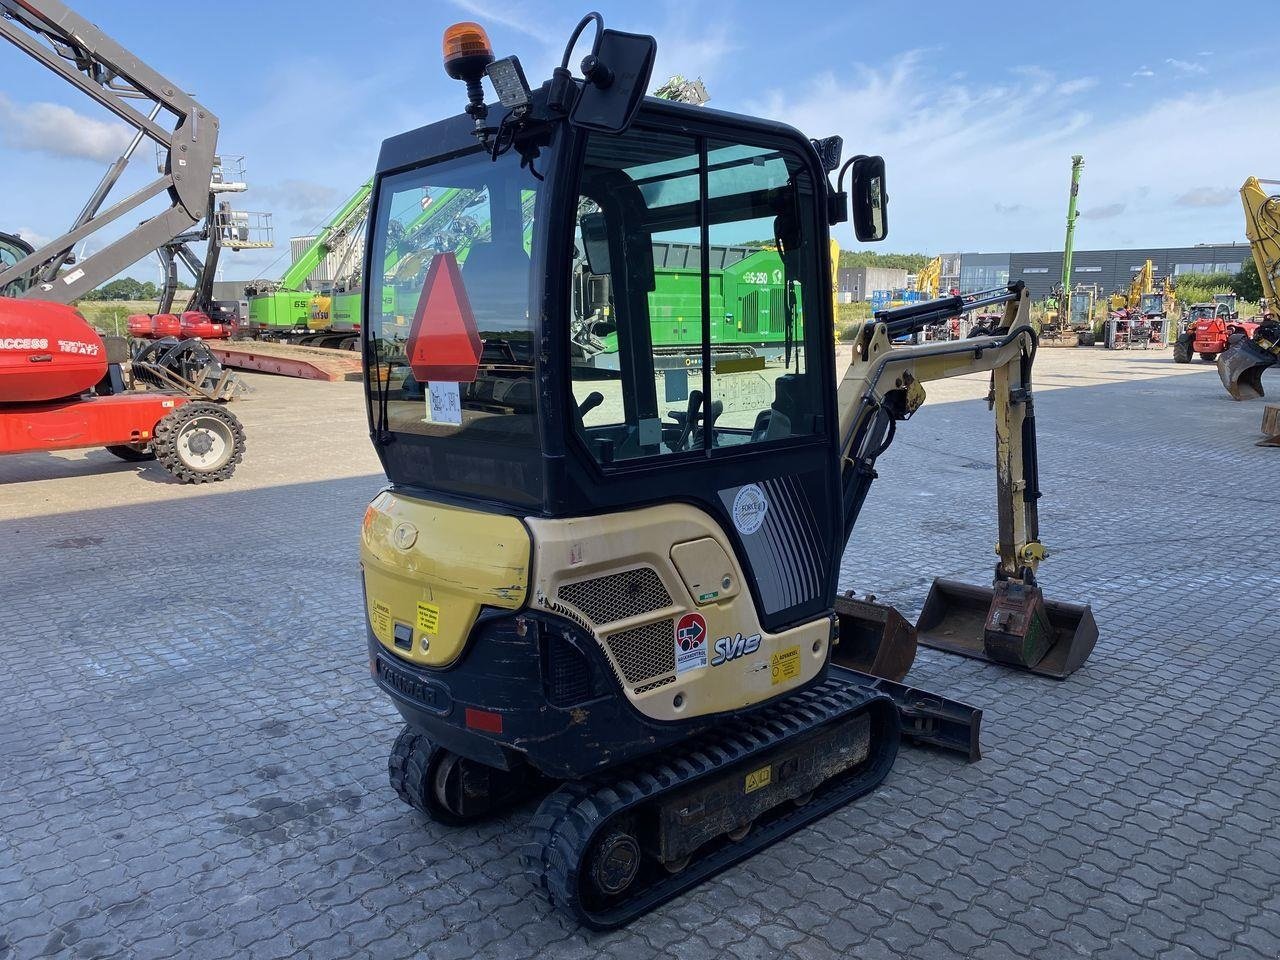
[674,612,708,674]
[731,484,769,536]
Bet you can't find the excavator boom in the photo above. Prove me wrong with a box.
[836,284,1096,675]
[1217,177,1280,400]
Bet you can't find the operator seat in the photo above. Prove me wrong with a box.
[459,240,530,329]
[451,241,535,429]
[751,373,805,442]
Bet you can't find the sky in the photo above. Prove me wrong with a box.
[1,0,1277,284]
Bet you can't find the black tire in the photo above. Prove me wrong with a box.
[105,442,156,462]
[152,401,245,484]
[387,726,480,826]
[1199,352,1218,362]
[1172,337,1192,364]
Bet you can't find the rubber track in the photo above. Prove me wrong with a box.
[388,725,422,808]
[523,677,900,929]
[387,726,475,826]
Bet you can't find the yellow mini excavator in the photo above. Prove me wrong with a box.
[358,14,1097,929]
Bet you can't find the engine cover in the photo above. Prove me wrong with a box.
[0,297,107,403]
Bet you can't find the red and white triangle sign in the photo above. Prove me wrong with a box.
[407,251,482,383]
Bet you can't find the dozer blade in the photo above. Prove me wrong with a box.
[916,578,1097,679]
[833,665,982,761]
[831,593,918,682]
[1217,336,1278,401]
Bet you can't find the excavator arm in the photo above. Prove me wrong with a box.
[281,181,374,293]
[0,0,224,303]
[1217,177,1280,400]
[835,283,1096,676]
[913,255,942,298]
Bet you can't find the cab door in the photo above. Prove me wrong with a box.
[551,110,842,632]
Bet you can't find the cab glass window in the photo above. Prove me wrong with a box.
[568,128,823,466]
[364,145,544,503]
[368,154,537,443]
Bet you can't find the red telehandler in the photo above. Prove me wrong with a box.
[0,0,261,482]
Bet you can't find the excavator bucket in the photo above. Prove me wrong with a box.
[915,578,1097,679]
[830,593,918,682]
[1217,336,1277,401]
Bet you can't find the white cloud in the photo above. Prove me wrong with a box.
[0,93,133,163]
[1081,203,1126,220]
[1133,66,1155,78]
[1175,187,1236,207]
[743,57,1280,251]
[13,227,50,249]
[444,0,560,44]
[651,17,734,94]
[1166,58,1207,75]
[1057,77,1098,96]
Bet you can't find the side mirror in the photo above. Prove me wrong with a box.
[571,29,657,133]
[848,156,888,242]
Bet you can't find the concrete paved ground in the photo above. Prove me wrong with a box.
[2,347,1277,959]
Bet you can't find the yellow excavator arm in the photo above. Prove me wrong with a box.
[838,285,1041,577]
[1217,177,1280,400]
[914,255,942,299]
[834,283,1095,676]
[1241,177,1280,309]
[1126,259,1154,309]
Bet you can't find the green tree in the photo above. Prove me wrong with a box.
[95,277,144,300]
[1232,258,1263,302]
[837,251,932,272]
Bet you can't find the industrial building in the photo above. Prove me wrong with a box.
[951,243,1252,299]
[837,265,908,302]
[289,234,351,291]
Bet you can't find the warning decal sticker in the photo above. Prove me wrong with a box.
[674,612,708,675]
[371,600,393,643]
[416,601,441,636]
[771,645,801,685]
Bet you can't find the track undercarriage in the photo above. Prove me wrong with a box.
[386,661,976,929]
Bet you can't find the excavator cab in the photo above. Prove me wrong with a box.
[358,14,1094,928]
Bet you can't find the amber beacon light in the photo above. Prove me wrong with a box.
[443,21,493,79]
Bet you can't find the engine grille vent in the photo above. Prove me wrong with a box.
[557,567,671,626]
[634,675,677,695]
[605,619,676,686]
[545,635,593,707]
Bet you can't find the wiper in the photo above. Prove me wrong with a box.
[367,328,392,443]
